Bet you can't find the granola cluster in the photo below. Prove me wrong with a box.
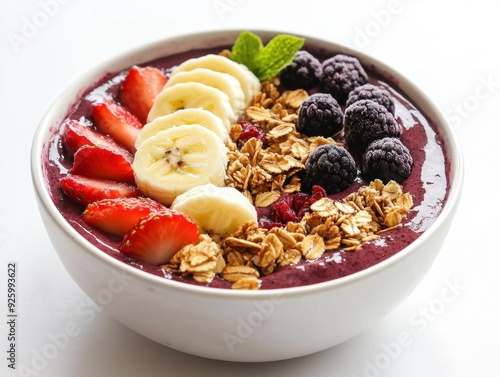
[162,81,414,290]
[226,81,343,206]
[164,177,413,290]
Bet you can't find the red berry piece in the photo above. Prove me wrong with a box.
[71,145,135,183]
[60,174,140,207]
[82,197,165,236]
[119,209,200,265]
[91,99,142,153]
[238,121,267,147]
[119,65,168,124]
[269,186,327,225]
[61,119,122,157]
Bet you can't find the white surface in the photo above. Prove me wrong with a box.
[0,0,498,376]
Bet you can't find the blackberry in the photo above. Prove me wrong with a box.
[346,84,395,115]
[280,50,322,90]
[302,144,357,194]
[297,93,343,137]
[319,54,368,104]
[361,137,413,183]
[344,99,401,150]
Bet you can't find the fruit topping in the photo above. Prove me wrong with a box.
[71,145,134,183]
[237,120,267,147]
[61,119,122,157]
[171,53,261,106]
[344,99,401,149]
[119,65,168,124]
[164,68,246,120]
[346,83,395,115]
[266,185,327,226]
[60,174,140,207]
[119,209,200,265]
[302,144,357,194]
[361,137,413,183]
[135,108,229,148]
[91,99,142,153]
[82,197,165,236]
[51,33,423,290]
[279,50,322,89]
[320,54,368,104]
[133,124,228,206]
[171,183,258,239]
[147,82,236,129]
[296,93,343,137]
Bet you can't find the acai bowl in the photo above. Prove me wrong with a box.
[31,29,463,362]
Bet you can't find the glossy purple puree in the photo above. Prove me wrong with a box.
[44,45,450,290]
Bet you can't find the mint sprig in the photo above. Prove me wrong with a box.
[230,31,305,82]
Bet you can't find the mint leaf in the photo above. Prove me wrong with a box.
[230,31,263,74]
[255,34,305,81]
[230,31,305,82]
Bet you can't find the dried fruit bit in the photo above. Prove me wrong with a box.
[237,120,267,147]
[344,99,401,150]
[267,186,327,226]
[296,93,343,137]
[302,144,357,194]
[361,137,413,183]
[345,83,395,115]
[320,54,368,104]
[279,50,322,90]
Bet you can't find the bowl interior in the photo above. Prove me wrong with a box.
[31,29,464,297]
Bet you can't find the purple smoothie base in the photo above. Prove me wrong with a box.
[44,45,449,290]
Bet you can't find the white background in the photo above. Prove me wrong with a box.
[1,0,499,376]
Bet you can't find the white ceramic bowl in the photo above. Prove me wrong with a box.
[31,30,463,362]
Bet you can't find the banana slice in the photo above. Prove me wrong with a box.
[171,54,261,106]
[133,124,228,205]
[171,183,257,239]
[165,68,246,120]
[147,82,236,129]
[135,108,228,148]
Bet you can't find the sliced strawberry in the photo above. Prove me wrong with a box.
[82,197,165,236]
[62,119,123,157]
[91,99,142,153]
[119,209,199,265]
[71,145,135,183]
[60,174,140,207]
[120,65,167,124]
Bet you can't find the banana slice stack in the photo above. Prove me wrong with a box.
[147,54,261,126]
[133,54,261,236]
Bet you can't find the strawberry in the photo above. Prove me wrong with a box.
[60,174,140,207]
[119,65,167,124]
[119,209,199,265]
[62,119,123,157]
[71,145,135,183]
[91,99,142,153]
[82,197,165,236]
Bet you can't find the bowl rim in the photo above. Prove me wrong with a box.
[31,28,464,298]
